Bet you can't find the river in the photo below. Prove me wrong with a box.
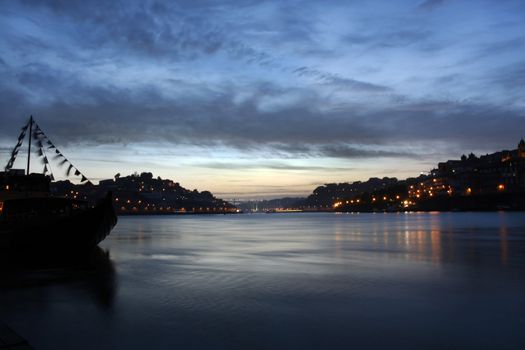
[1,212,524,349]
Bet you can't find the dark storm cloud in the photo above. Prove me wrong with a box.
[8,0,373,82]
[9,0,224,68]
[3,0,384,97]
[319,145,420,159]
[344,29,433,49]
[293,67,391,92]
[2,72,522,159]
[1,0,524,166]
[250,143,422,160]
[15,0,280,66]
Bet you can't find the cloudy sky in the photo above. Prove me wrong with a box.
[1,0,524,199]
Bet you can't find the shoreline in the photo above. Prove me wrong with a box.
[115,209,525,216]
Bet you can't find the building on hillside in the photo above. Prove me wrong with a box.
[434,140,525,195]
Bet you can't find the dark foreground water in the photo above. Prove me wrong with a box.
[1,212,525,349]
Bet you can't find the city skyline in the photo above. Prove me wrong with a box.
[1,0,524,198]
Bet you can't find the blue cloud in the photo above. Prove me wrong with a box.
[1,0,524,189]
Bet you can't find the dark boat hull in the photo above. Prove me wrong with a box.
[1,193,117,252]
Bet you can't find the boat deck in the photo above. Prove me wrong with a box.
[0,323,32,349]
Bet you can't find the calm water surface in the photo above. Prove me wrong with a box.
[1,212,525,349]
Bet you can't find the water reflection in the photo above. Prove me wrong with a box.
[1,213,524,350]
[332,212,522,268]
[500,225,508,266]
[0,246,116,308]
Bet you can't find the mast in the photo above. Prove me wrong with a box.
[26,115,33,175]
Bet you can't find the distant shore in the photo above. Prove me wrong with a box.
[334,192,525,213]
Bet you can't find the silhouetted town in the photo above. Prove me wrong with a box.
[51,140,525,213]
[242,139,525,212]
[52,172,237,214]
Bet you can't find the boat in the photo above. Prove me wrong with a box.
[0,116,117,252]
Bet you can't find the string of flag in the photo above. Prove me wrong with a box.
[4,116,90,183]
[39,139,55,181]
[32,122,89,183]
[4,122,29,171]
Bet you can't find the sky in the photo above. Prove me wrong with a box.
[1,0,524,199]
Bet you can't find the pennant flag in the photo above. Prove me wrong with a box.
[5,117,90,182]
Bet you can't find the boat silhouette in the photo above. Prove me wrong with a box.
[0,116,117,252]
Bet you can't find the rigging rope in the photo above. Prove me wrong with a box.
[4,119,30,171]
[4,117,90,183]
